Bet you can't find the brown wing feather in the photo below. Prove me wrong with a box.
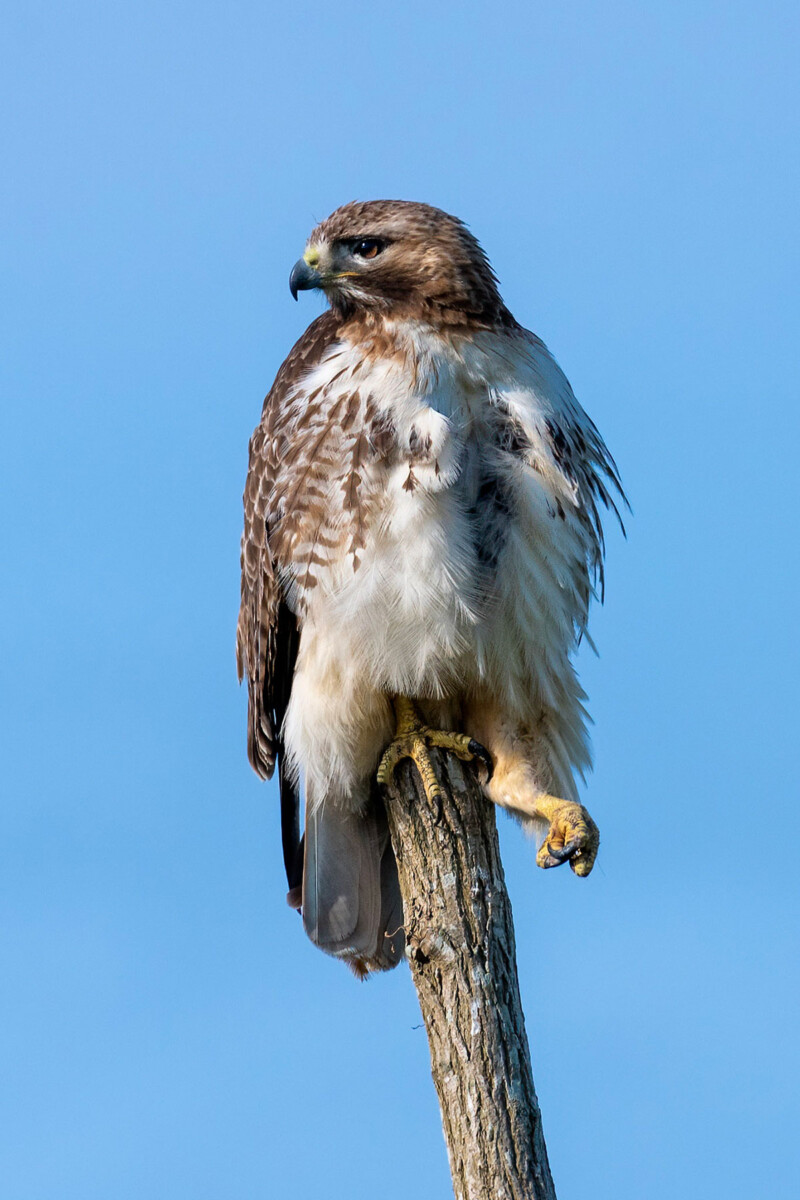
[236,311,343,881]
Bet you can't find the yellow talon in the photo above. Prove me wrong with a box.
[376,697,493,805]
[534,795,600,877]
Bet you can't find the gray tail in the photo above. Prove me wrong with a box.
[301,790,405,976]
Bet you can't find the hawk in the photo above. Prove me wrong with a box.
[237,200,625,975]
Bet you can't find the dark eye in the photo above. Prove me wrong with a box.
[352,238,382,260]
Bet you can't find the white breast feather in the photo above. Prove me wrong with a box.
[282,320,603,804]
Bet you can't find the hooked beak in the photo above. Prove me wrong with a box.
[289,258,322,300]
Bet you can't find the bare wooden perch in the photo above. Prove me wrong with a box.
[382,748,558,1200]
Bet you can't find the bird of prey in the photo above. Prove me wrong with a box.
[237,200,624,976]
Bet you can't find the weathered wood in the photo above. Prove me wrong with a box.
[383,749,557,1200]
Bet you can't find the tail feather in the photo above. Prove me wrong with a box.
[302,792,404,973]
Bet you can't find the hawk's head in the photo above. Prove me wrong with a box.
[289,200,510,327]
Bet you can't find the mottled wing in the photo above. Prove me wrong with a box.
[236,310,343,885]
[515,328,627,609]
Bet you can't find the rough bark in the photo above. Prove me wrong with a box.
[383,749,557,1200]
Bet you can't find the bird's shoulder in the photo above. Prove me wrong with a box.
[260,309,345,424]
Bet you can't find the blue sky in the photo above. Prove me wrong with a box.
[2,1,798,1197]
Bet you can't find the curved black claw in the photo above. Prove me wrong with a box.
[542,839,582,867]
[468,739,494,783]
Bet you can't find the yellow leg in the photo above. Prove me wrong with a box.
[534,794,600,877]
[376,696,493,805]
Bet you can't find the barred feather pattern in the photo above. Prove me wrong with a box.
[237,307,625,813]
[236,311,342,778]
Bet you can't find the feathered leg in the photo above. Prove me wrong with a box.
[465,699,600,877]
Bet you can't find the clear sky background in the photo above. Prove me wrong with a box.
[2,2,798,1197]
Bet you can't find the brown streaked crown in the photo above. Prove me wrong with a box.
[305,200,513,328]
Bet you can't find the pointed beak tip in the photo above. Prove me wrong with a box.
[289,258,319,301]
